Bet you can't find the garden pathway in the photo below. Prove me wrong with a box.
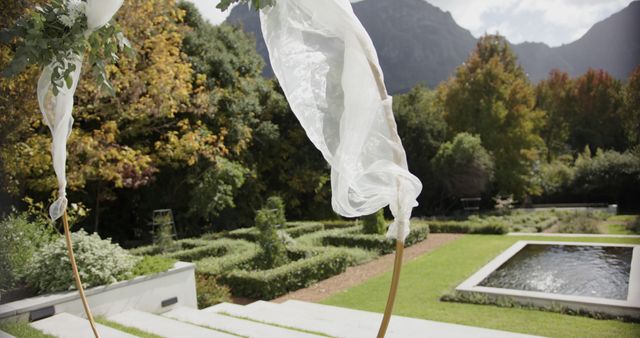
[273,233,463,303]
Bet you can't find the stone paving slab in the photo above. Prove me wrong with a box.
[165,306,323,338]
[30,313,136,338]
[108,309,236,338]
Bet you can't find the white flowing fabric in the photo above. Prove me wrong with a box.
[260,0,422,241]
[38,0,123,221]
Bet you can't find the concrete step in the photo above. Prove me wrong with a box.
[208,300,350,337]
[164,306,323,338]
[279,300,544,338]
[108,309,236,338]
[201,302,246,313]
[30,313,136,338]
[214,300,543,338]
[0,330,16,338]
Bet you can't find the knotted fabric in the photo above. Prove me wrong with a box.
[38,0,123,221]
[260,0,422,241]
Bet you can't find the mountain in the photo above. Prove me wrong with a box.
[226,0,640,93]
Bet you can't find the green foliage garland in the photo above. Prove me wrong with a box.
[0,0,132,95]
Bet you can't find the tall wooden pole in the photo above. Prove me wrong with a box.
[62,211,101,338]
[367,59,407,338]
[376,240,404,338]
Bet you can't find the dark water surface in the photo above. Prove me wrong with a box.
[479,244,633,300]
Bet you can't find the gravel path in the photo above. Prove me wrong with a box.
[272,234,463,303]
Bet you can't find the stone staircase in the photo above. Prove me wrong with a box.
[25,300,544,338]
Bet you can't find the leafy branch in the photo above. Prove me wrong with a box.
[216,0,276,11]
[0,0,133,96]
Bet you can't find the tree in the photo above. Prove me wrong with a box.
[535,70,574,161]
[623,66,640,147]
[431,133,494,198]
[570,68,626,152]
[393,85,447,212]
[440,34,543,198]
[1,0,226,239]
[179,2,331,225]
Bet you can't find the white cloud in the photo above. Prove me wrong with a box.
[428,0,634,46]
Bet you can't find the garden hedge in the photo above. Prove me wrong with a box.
[165,239,251,261]
[197,245,260,276]
[321,223,430,254]
[219,251,349,299]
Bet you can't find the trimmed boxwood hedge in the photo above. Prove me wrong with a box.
[428,222,508,234]
[197,245,260,276]
[219,251,349,299]
[321,223,430,254]
[226,222,326,242]
[225,227,260,242]
[165,239,251,262]
[284,222,324,237]
[128,238,211,256]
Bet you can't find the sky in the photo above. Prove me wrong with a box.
[189,0,635,47]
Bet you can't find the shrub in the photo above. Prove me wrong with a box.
[255,196,289,269]
[284,222,324,237]
[164,239,248,262]
[153,212,175,254]
[0,212,55,292]
[323,234,395,254]
[197,245,260,276]
[294,225,362,247]
[362,209,386,235]
[196,274,231,309]
[321,220,357,229]
[432,133,494,198]
[322,223,429,254]
[226,227,260,241]
[131,256,176,278]
[628,216,640,234]
[128,238,211,256]
[557,216,601,234]
[428,219,508,234]
[24,230,140,293]
[219,251,349,299]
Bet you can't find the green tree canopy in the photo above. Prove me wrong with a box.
[570,68,626,153]
[535,70,574,161]
[432,133,494,198]
[439,34,543,198]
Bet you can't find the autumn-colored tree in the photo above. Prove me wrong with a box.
[623,66,640,147]
[440,34,543,198]
[1,0,226,236]
[535,70,574,161]
[570,68,626,152]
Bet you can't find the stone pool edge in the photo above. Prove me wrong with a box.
[456,240,640,319]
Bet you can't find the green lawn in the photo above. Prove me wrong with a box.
[0,322,54,338]
[322,235,640,338]
[602,215,639,235]
[601,223,635,235]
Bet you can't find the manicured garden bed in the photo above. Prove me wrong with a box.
[321,234,640,338]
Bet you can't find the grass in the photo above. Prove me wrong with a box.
[321,235,640,338]
[602,215,640,235]
[96,317,164,338]
[0,321,54,338]
[601,223,635,235]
